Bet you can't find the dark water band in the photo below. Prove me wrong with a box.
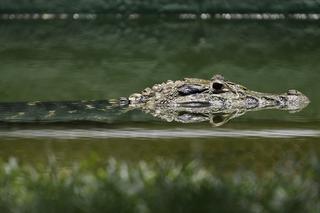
[1,1,320,14]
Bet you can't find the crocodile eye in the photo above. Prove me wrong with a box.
[212,82,223,91]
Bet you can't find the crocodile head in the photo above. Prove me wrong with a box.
[129,74,246,106]
[128,74,310,125]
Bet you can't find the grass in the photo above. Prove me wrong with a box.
[0,157,319,213]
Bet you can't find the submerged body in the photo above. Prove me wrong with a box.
[0,74,310,125]
[0,100,127,123]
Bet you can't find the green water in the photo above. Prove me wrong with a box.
[0,18,320,166]
[0,18,320,172]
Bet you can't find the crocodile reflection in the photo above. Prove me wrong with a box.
[0,74,310,126]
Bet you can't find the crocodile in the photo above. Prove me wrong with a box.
[0,74,310,126]
[127,74,310,125]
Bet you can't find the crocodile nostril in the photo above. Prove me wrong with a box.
[287,89,301,95]
[212,82,223,91]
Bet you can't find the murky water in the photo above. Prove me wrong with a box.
[0,18,319,175]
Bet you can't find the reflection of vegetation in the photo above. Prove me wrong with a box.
[0,157,319,212]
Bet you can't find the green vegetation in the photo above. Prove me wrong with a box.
[0,157,319,213]
[0,0,320,13]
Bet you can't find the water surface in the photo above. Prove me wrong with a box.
[0,18,319,174]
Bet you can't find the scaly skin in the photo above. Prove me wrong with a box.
[128,74,310,125]
[0,74,310,125]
